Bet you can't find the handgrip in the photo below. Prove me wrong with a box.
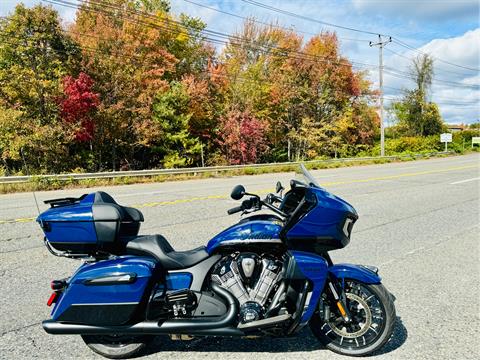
[227,205,243,215]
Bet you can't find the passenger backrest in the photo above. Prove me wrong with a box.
[92,191,144,242]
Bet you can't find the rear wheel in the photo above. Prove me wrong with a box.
[309,280,395,356]
[81,334,153,359]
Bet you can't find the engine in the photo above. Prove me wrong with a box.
[211,252,283,323]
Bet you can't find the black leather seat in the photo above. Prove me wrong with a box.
[125,235,209,270]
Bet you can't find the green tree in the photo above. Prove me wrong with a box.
[0,106,70,174]
[391,54,444,136]
[152,82,201,168]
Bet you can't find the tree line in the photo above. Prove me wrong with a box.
[0,0,445,175]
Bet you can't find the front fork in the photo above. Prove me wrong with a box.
[324,274,352,323]
[318,253,352,323]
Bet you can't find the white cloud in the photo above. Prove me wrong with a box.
[419,29,479,124]
[352,0,479,22]
[420,29,480,74]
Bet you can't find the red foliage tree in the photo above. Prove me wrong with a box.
[60,72,99,142]
[219,109,268,164]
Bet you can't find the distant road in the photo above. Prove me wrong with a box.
[0,153,479,359]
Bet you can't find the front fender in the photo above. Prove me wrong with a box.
[328,263,381,284]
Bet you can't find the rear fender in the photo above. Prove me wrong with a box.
[328,263,381,284]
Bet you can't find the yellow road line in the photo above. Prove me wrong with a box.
[0,217,36,224]
[1,164,477,225]
[132,194,226,208]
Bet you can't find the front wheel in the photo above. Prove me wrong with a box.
[81,334,153,359]
[310,280,395,356]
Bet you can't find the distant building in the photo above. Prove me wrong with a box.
[447,124,465,132]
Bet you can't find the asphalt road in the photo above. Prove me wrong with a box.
[0,153,479,360]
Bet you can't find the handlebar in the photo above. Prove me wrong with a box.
[227,194,287,217]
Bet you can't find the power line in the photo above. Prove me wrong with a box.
[9,0,480,101]
[383,96,479,107]
[383,85,480,104]
[46,0,380,73]
[391,38,480,72]
[182,0,372,44]
[240,0,384,36]
[383,47,472,78]
[48,0,479,91]
[11,30,472,107]
[383,68,480,90]
[240,0,480,73]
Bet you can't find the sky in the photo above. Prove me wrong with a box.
[1,0,479,125]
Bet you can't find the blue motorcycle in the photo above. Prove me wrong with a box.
[37,165,395,358]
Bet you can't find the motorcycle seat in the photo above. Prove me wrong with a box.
[125,235,209,270]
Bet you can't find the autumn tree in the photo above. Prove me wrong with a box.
[0,2,384,173]
[219,109,268,164]
[60,72,100,143]
[72,0,212,170]
[0,4,80,172]
[219,21,371,160]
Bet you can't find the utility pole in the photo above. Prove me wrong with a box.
[370,35,392,157]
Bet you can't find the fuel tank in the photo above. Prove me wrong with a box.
[206,219,283,254]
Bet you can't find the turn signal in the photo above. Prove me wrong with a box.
[50,279,66,291]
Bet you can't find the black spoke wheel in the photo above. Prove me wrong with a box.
[81,334,153,359]
[310,279,395,356]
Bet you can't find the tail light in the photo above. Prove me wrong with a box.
[47,292,58,307]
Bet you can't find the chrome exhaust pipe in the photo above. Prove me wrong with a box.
[43,283,242,336]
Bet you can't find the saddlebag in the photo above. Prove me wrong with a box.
[37,191,143,256]
[51,257,159,326]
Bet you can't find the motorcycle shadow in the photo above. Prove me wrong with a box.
[144,316,407,356]
[373,316,408,356]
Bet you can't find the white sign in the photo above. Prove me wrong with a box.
[472,137,480,145]
[440,133,452,143]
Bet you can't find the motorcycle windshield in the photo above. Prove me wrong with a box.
[300,163,321,188]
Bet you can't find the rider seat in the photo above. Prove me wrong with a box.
[125,235,209,270]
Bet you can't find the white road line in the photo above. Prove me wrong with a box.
[450,177,480,185]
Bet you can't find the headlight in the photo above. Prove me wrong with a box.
[342,217,354,237]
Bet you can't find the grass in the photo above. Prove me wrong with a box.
[0,151,459,194]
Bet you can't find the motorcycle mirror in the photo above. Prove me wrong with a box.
[276,181,284,194]
[231,185,246,200]
[290,179,296,190]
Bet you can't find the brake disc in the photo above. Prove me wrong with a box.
[329,293,372,339]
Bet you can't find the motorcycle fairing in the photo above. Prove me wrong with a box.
[289,251,329,323]
[285,187,358,252]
